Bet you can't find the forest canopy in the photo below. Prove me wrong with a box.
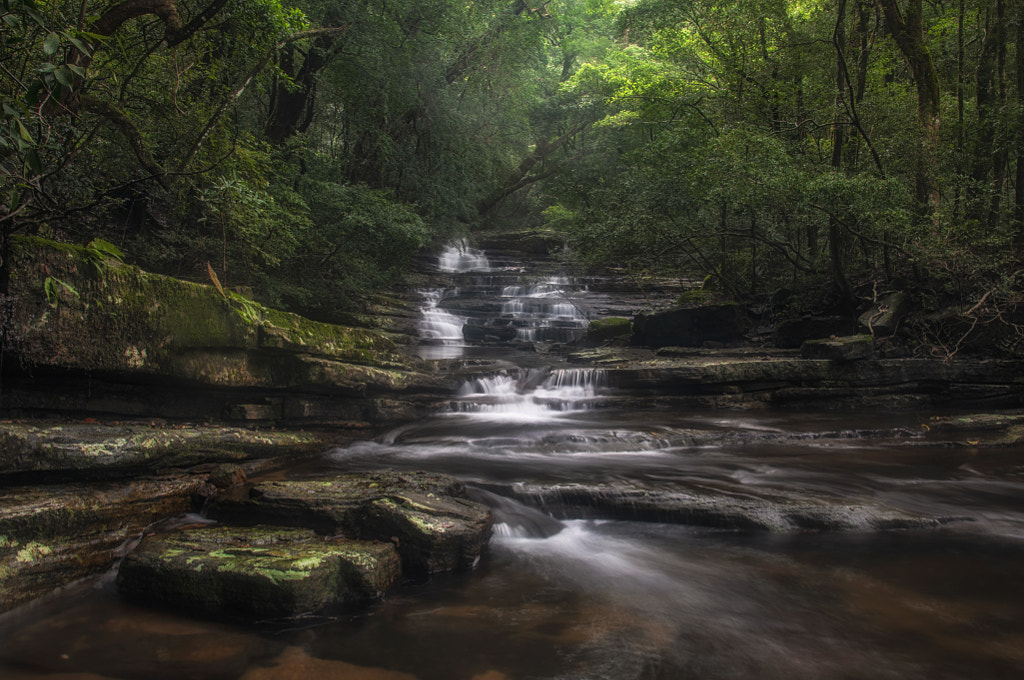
[2,0,1022,349]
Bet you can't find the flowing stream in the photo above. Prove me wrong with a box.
[2,243,1024,679]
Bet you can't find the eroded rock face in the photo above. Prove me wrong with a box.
[207,472,493,575]
[632,305,748,348]
[116,526,401,619]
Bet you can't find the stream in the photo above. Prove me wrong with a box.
[2,243,1024,679]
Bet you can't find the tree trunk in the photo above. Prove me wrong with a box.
[830,0,854,307]
[879,0,941,219]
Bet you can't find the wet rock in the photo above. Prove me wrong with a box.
[0,476,202,613]
[361,491,494,573]
[116,525,400,619]
[207,472,493,575]
[500,484,955,533]
[800,335,875,361]
[631,305,748,348]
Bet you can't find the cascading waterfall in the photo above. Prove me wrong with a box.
[416,241,592,356]
[450,368,608,414]
[437,239,490,272]
[499,275,589,343]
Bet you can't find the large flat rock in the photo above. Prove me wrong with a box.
[0,423,326,475]
[499,483,962,532]
[117,525,401,619]
[207,472,493,575]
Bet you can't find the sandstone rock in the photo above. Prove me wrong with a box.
[0,423,325,476]
[3,237,446,425]
[501,483,956,532]
[116,525,401,619]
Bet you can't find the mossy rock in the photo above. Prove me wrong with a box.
[206,472,493,575]
[0,423,326,475]
[0,476,202,613]
[585,317,632,346]
[7,236,410,379]
[116,525,401,620]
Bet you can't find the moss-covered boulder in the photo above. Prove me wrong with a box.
[116,525,401,619]
[584,317,631,346]
[4,237,447,424]
[207,472,493,575]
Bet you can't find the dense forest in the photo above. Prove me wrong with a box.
[1,0,1022,352]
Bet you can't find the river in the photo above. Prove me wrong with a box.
[1,243,1023,679]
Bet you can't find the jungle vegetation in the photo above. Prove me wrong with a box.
[1,0,1022,351]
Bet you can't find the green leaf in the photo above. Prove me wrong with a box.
[43,32,59,55]
[67,36,91,56]
[54,65,73,88]
[67,64,87,78]
[16,119,33,143]
[24,149,42,174]
[87,238,125,262]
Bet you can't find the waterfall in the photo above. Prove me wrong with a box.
[450,368,608,414]
[437,239,490,272]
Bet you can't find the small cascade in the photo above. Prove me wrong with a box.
[450,368,608,414]
[499,275,590,344]
[437,239,490,272]
[415,241,594,356]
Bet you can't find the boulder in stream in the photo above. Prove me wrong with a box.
[116,525,401,619]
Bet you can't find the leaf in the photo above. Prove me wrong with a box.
[207,262,225,297]
[54,65,74,88]
[16,119,33,143]
[24,149,42,174]
[67,64,87,78]
[87,238,124,262]
[67,36,91,57]
[43,32,59,55]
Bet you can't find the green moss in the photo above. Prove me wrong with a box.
[15,542,53,563]
[589,317,630,332]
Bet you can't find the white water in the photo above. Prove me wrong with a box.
[451,368,608,415]
[437,239,490,272]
